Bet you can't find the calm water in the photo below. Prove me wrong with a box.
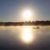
[0,26,50,49]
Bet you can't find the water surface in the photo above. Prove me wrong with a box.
[0,26,50,49]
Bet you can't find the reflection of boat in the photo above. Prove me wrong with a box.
[33,26,40,29]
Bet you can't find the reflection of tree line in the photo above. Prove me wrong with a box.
[0,21,50,26]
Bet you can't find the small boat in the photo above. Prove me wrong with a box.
[33,26,40,29]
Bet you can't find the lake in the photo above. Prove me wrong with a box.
[0,26,50,50]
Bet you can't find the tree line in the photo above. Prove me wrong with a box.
[0,21,50,26]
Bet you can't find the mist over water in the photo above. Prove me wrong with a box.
[0,26,50,50]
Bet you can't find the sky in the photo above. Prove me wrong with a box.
[0,0,50,22]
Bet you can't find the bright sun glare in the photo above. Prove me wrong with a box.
[20,26,34,44]
[19,9,34,44]
[22,9,33,21]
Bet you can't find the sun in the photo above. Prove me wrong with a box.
[22,9,33,21]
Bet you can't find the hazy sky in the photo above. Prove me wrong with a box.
[0,0,50,22]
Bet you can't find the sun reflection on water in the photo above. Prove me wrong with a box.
[20,26,35,44]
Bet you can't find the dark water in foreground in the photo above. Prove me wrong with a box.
[0,26,50,50]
